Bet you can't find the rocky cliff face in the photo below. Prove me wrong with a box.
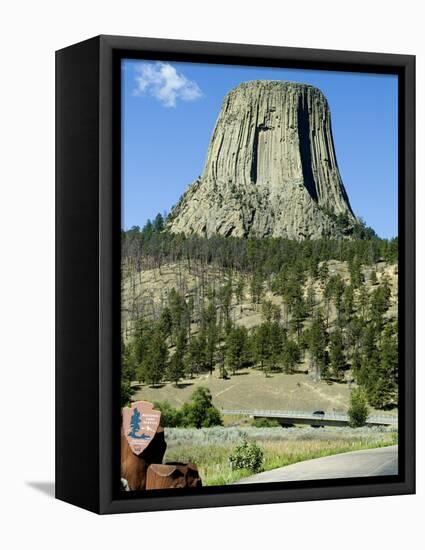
[167,80,357,240]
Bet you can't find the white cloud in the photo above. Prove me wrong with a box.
[133,62,202,107]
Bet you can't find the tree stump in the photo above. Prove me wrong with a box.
[146,462,202,490]
[121,426,167,491]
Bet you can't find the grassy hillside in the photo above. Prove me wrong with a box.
[122,259,397,340]
[121,229,398,412]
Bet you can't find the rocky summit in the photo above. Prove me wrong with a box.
[167,80,357,240]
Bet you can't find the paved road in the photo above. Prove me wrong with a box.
[234,445,398,484]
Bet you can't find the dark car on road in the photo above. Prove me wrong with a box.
[311,410,325,428]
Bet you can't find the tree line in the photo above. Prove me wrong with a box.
[122,214,398,278]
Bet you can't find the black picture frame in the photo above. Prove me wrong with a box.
[56,35,415,514]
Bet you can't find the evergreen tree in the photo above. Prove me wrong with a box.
[370,276,391,331]
[318,261,329,286]
[262,300,281,323]
[235,278,245,312]
[218,280,232,322]
[158,307,172,339]
[167,330,186,386]
[267,321,284,371]
[357,284,369,320]
[341,284,354,326]
[201,302,218,373]
[345,315,364,360]
[348,388,369,427]
[139,327,168,386]
[368,322,398,408]
[132,318,154,378]
[282,338,300,374]
[307,311,329,380]
[121,337,136,383]
[168,289,190,344]
[309,257,319,279]
[141,219,153,237]
[286,281,306,339]
[225,326,248,375]
[252,323,271,372]
[152,212,164,232]
[329,274,345,322]
[329,328,345,380]
[250,272,264,306]
[323,279,333,328]
[306,284,316,317]
[121,379,134,408]
[185,332,207,378]
[349,255,363,288]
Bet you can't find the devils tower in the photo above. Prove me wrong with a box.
[167,80,357,240]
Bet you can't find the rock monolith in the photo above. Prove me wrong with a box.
[167,80,357,240]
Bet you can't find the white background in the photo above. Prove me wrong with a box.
[0,1,422,548]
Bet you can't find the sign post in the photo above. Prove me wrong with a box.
[121,401,202,490]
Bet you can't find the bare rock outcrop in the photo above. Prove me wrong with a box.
[167,80,357,240]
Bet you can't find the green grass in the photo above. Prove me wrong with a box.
[163,427,397,486]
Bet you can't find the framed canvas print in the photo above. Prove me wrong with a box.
[56,35,415,514]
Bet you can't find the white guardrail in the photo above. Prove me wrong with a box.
[221,409,398,425]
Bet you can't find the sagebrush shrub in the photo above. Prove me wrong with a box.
[229,437,264,473]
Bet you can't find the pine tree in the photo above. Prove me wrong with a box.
[318,261,329,286]
[250,272,264,306]
[169,289,189,344]
[309,257,319,279]
[159,307,172,339]
[341,284,354,326]
[368,322,398,408]
[329,328,345,380]
[185,332,206,378]
[307,311,329,380]
[235,278,245,313]
[201,302,218,373]
[357,284,369,320]
[218,280,232,322]
[133,318,154,380]
[152,212,164,232]
[369,281,391,332]
[330,274,345,322]
[282,338,300,374]
[139,327,168,386]
[252,323,271,372]
[306,284,316,317]
[345,315,364,360]
[167,330,186,386]
[267,321,284,371]
[349,255,363,288]
[225,326,248,375]
[262,300,281,323]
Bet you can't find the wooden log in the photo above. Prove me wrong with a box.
[146,462,202,490]
[121,426,167,491]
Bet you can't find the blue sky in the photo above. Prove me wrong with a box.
[122,59,398,238]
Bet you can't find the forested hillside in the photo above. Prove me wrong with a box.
[121,215,398,412]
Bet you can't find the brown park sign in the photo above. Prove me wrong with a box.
[122,401,161,456]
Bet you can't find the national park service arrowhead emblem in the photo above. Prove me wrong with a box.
[122,401,161,456]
